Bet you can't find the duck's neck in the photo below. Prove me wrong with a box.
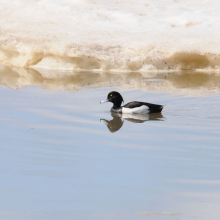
[113,100,123,109]
[111,106,122,113]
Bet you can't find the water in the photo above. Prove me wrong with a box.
[0,81,220,220]
[1,0,220,71]
[0,65,220,96]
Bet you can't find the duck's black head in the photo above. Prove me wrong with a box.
[101,91,124,108]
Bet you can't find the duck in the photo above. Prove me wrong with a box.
[100,91,164,114]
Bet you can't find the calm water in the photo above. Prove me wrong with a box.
[0,85,220,220]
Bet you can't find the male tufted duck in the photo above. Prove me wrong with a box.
[100,91,164,114]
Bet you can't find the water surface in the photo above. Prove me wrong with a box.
[0,81,220,220]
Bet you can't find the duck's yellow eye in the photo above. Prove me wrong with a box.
[110,94,112,96]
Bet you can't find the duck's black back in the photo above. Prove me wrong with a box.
[123,101,164,113]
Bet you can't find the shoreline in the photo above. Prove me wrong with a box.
[1,45,220,72]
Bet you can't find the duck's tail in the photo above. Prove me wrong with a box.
[155,104,166,113]
[160,104,166,111]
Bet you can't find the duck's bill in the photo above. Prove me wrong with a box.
[100,99,109,104]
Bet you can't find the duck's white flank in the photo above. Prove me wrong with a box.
[122,105,149,114]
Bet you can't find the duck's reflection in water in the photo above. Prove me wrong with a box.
[100,112,164,133]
